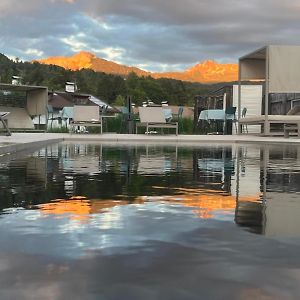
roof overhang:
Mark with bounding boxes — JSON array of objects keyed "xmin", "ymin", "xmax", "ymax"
[
  {"xmin": 239, "ymin": 46, "xmax": 267, "ymax": 61},
  {"xmin": 0, "ymin": 83, "xmax": 48, "ymax": 92}
]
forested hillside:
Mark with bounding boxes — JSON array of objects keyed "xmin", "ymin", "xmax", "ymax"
[{"xmin": 0, "ymin": 54, "xmax": 224, "ymax": 106}]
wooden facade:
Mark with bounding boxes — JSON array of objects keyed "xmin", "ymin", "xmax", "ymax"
[{"xmin": 269, "ymin": 93, "xmax": 300, "ymax": 115}]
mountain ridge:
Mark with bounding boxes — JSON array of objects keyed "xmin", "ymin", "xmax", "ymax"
[{"xmin": 36, "ymin": 51, "xmax": 238, "ymax": 83}]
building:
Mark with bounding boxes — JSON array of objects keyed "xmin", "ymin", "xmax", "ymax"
[
  {"xmin": 0, "ymin": 83, "xmax": 48, "ymax": 130},
  {"xmin": 194, "ymin": 84, "xmax": 263, "ymax": 134},
  {"xmin": 33, "ymin": 91, "xmax": 117, "ymax": 129}
]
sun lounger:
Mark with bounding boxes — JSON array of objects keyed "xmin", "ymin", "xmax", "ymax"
[
  {"xmin": 0, "ymin": 112, "xmax": 11, "ymax": 136},
  {"xmin": 239, "ymin": 115, "xmax": 300, "ymax": 136},
  {"xmin": 136, "ymin": 107, "xmax": 178, "ymax": 135},
  {"xmin": 70, "ymin": 106, "xmax": 102, "ymax": 134},
  {"xmin": 284, "ymin": 124, "xmax": 300, "ymax": 138}
]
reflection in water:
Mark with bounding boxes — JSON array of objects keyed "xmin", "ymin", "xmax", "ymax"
[
  {"xmin": 0, "ymin": 142, "xmax": 300, "ymax": 239},
  {"xmin": 38, "ymin": 197, "xmax": 141, "ymax": 222},
  {"xmin": 1, "ymin": 142, "xmax": 300, "ymax": 299}
]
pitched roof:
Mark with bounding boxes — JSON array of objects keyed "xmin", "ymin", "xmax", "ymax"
[{"xmin": 48, "ymin": 93, "xmax": 73, "ymax": 109}]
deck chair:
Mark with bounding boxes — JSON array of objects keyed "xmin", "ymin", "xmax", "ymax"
[
  {"xmin": 172, "ymin": 107, "xmax": 184, "ymax": 121},
  {"xmin": 163, "ymin": 108, "xmax": 173, "ymax": 122},
  {"xmin": 225, "ymin": 106, "xmax": 237, "ymax": 133},
  {"xmin": 70, "ymin": 105, "xmax": 102, "ymax": 134},
  {"xmin": 241, "ymin": 107, "xmax": 248, "ymax": 133},
  {"xmin": 172, "ymin": 106, "xmax": 184, "ymax": 131},
  {"xmin": 136, "ymin": 106, "xmax": 178, "ymax": 135},
  {"xmin": 284, "ymin": 106, "xmax": 300, "ymax": 137},
  {"xmin": 0, "ymin": 112, "xmax": 11, "ymax": 136}
]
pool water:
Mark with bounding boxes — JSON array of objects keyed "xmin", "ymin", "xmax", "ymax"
[{"xmin": 1, "ymin": 142, "xmax": 300, "ymax": 299}]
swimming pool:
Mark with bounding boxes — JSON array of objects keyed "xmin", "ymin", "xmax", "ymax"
[{"xmin": 1, "ymin": 142, "xmax": 300, "ymax": 299}]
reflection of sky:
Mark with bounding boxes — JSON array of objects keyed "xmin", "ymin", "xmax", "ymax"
[{"xmin": 0, "ymin": 203, "xmax": 209, "ymax": 258}]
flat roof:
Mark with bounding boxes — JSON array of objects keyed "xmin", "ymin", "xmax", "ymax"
[
  {"xmin": 0, "ymin": 83, "xmax": 48, "ymax": 92},
  {"xmin": 239, "ymin": 46, "xmax": 267, "ymax": 61},
  {"xmin": 239, "ymin": 45, "xmax": 300, "ymax": 61}
]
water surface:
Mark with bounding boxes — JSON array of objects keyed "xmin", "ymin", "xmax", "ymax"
[{"xmin": 0, "ymin": 142, "xmax": 300, "ymax": 299}]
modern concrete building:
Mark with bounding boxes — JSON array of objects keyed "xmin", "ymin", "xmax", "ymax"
[
  {"xmin": 238, "ymin": 45, "xmax": 300, "ymax": 135},
  {"xmin": 0, "ymin": 83, "xmax": 48, "ymax": 130}
]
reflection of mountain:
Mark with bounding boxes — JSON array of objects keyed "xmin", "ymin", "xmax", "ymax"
[
  {"xmin": 150, "ymin": 187, "xmax": 237, "ymax": 219},
  {"xmin": 38, "ymin": 198, "xmax": 132, "ymax": 222},
  {"xmin": 37, "ymin": 189, "xmax": 259, "ymax": 221}
]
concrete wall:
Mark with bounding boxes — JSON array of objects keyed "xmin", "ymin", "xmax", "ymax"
[
  {"xmin": 27, "ymin": 89, "xmax": 48, "ymax": 116},
  {"xmin": 0, "ymin": 106, "xmax": 34, "ymax": 129}
]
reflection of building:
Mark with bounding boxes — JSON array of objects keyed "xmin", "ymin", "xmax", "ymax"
[
  {"xmin": 193, "ymin": 145, "xmax": 263, "ymax": 230},
  {"xmin": 263, "ymin": 146, "xmax": 300, "ymax": 237},
  {"xmin": 234, "ymin": 146, "xmax": 263, "ymax": 234},
  {"xmin": 235, "ymin": 144, "xmax": 300, "ymax": 237},
  {"xmin": 0, "ymin": 151, "xmax": 48, "ymax": 210},
  {"xmin": 2, "ymin": 142, "xmax": 300, "ymax": 238},
  {"xmin": 137, "ymin": 155, "xmax": 172, "ymax": 174},
  {"xmin": 193, "ymin": 146, "xmax": 234, "ymax": 193},
  {"xmin": 264, "ymin": 192, "xmax": 300, "ymax": 237}
]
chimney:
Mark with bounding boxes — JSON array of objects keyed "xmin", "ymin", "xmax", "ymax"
[
  {"xmin": 65, "ymin": 82, "xmax": 77, "ymax": 93},
  {"xmin": 12, "ymin": 76, "xmax": 22, "ymax": 85}
]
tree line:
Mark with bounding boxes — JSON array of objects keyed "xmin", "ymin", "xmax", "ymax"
[{"xmin": 0, "ymin": 53, "xmax": 222, "ymax": 106}]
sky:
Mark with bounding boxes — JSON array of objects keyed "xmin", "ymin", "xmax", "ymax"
[{"xmin": 0, "ymin": 0, "xmax": 299, "ymax": 72}]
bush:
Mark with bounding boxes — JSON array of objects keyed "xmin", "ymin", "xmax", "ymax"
[
  {"xmin": 47, "ymin": 126, "xmax": 69, "ymax": 133},
  {"xmin": 179, "ymin": 118, "xmax": 194, "ymax": 134}
]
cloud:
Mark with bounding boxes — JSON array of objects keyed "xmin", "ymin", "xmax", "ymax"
[
  {"xmin": 1, "ymin": 0, "xmax": 300, "ymax": 71},
  {"xmin": 25, "ymin": 49, "xmax": 44, "ymax": 57}
]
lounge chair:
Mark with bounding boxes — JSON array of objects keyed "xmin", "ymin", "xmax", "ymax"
[
  {"xmin": 283, "ymin": 106, "xmax": 300, "ymax": 138},
  {"xmin": 239, "ymin": 115, "xmax": 300, "ymax": 136},
  {"xmin": 225, "ymin": 106, "xmax": 237, "ymax": 134},
  {"xmin": 70, "ymin": 105, "xmax": 102, "ymax": 134},
  {"xmin": 172, "ymin": 106, "xmax": 184, "ymax": 121},
  {"xmin": 241, "ymin": 107, "xmax": 248, "ymax": 133},
  {"xmin": 136, "ymin": 106, "xmax": 178, "ymax": 135}
]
